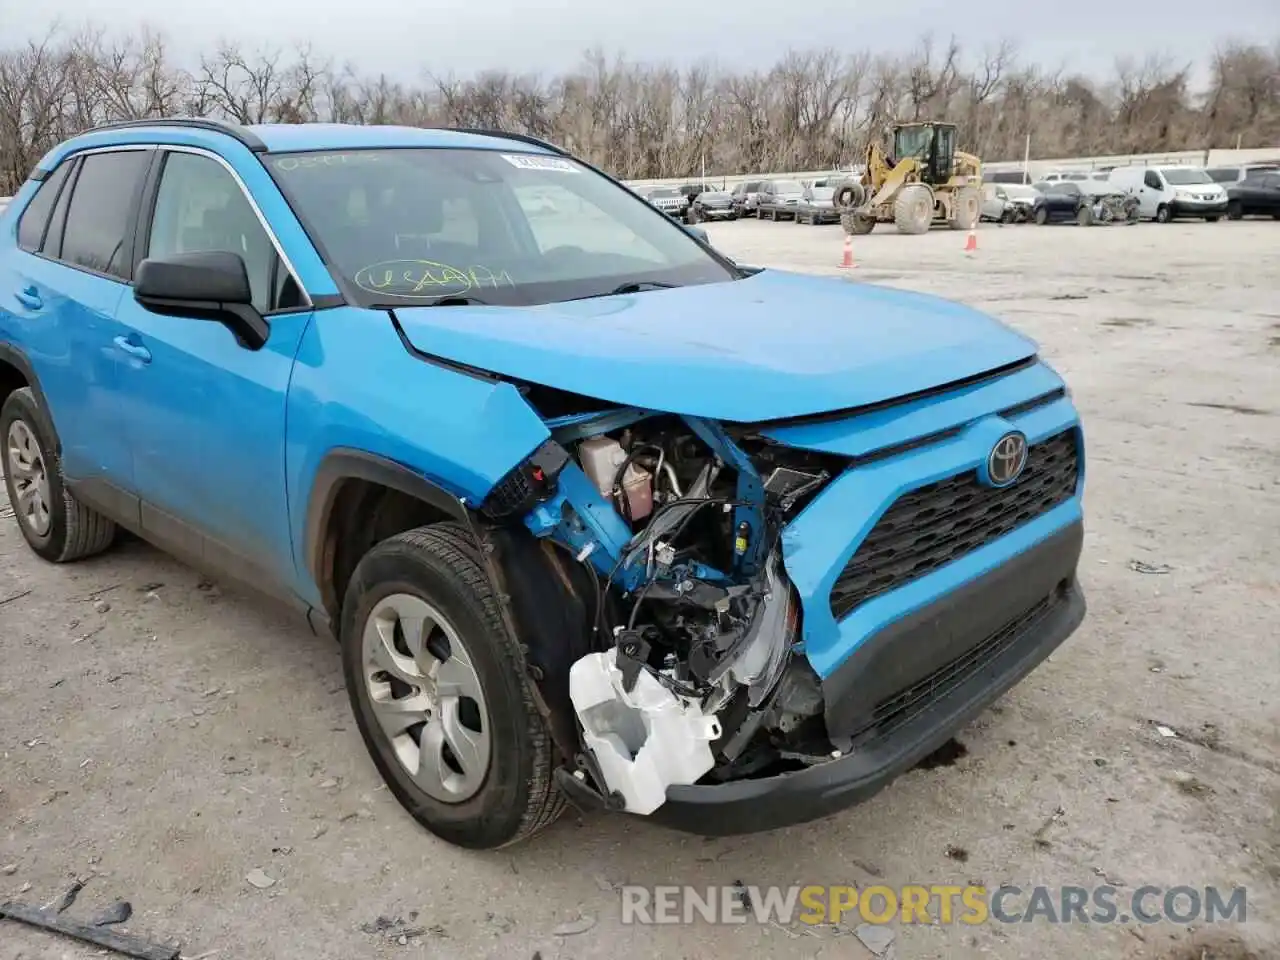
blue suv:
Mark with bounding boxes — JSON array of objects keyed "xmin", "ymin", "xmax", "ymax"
[{"xmin": 0, "ymin": 119, "xmax": 1087, "ymax": 849}]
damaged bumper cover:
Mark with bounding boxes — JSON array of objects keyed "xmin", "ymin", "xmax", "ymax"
[{"xmin": 649, "ymin": 522, "xmax": 1086, "ymax": 836}]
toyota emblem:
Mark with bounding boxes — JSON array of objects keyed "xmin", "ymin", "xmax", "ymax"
[{"xmin": 987, "ymin": 432, "xmax": 1028, "ymax": 487}]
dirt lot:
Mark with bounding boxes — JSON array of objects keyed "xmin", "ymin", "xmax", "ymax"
[{"xmin": 2, "ymin": 216, "xmax": 1278, "ymax": 960}]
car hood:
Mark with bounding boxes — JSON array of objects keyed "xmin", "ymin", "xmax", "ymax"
[{"xmin": 392, "ymin": 269, "xmax": 1038, "ymax": 422}]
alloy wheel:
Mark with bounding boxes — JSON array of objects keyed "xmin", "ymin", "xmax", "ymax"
[
  {"xmin": 361, "ymin": 592, "xmax": 491, "ymax": 803},
  {"xmin": 6, "ymin": 419, "xmax": 51, "ymax": 538}
]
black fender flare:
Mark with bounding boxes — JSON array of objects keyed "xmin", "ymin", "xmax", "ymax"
[
  {"xmin": 0, "ymin": 343, "xmax": 60, "ymax": 453},
  {"xmin": 303, "ymin": 448, "xmax": 467, "ymax": 600}
]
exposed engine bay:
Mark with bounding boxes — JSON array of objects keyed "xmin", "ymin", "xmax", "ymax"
[{"xmin": 479, "ymin": 406, "xmax": 846, "ymax": 815}]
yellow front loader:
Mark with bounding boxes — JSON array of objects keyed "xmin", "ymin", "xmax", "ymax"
[{"xmin": 830, "ymin": 122, "xmax": 982, "ymax": 235}]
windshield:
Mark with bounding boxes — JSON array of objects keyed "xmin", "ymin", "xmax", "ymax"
[
  {"xmin": 269, "ymin": 149, "xmax": 736, "ymax": 307},
  {"xmin": 894, "ymin": 126, "xmax": 934, "ymax": 159},
  {"xmin": 1160, "ymin": 168, "xmax": 1213, "ymax": 185},
  {"xmin": 774, "ymin": 180, "xmax": 804, "ymax": 193}
]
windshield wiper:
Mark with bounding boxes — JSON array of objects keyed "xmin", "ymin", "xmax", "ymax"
[{"xmin": 608, "ymin": 281, "xmax": 681, "ymax": 295}]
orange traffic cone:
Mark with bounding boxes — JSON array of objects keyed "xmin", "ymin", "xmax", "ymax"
[
  {"xmin": 838, "ymin": 235, "xmax": 856, "ymax": 269},
  {"xmin": 964, "ymin": 226, "xmax": 978, "ymax": 256}
]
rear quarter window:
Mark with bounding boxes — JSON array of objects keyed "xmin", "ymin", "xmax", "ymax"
[{"xmin": 16, "ymin": 162, "xmax": 73, "ymax": 252}]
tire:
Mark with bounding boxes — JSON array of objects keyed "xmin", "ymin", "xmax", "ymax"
[
  {"xmin": 999, "ymin": 209, "xmax": 1013, "ymax": 224},
  {"xmin": 687, "ymin": 205, "xmax": 700, "ymax": 225},
  {"xmin": 842, "ymin": 212, "xmax": 876, "ymax": 235},
  {"xmin": 1155, "ymin": 204, "xmax": 1171, "ymax": 223},
  {"xmin": 340, "ymin": 522, "xmax": 565, "ymax": 849},
  {"xmin": 1, "ymin": 387, "xmax": 117, "ymax": 563},
  {"xmin": 1034, "ymin": 206, "xmax": 1050, "ymax": 225},
  {"xmin": 1077, "ymin": 205, "xmax": 1094, "ymax": 227},
  {"xmin": 1226, "ymin": 200, "xmax": 1243, "ymax": 220},
  {"xmin": 893, "ymin": 184, "xmax": 933, "ymax": 234},
  {"xmin": 1205, "ymin": 215, "xmax": 1220, "ymax": 222},
  {"xmin": 832, "ymin": 181, "xmax": 866, "ymax": 210},
  {"xmin": 948, "ymin": 187, "xmax": 981, "ymax": 230}
]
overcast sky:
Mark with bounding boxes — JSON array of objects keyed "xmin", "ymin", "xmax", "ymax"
[{"xmin": 6, "ymin": 0, "xmax": 1278, "ymax": 86}]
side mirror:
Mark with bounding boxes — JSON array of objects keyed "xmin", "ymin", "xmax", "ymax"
[
  {"xmin": 134, "ymin": 251, "xmax": 269, "ymax": 350},
  {"xmin": 684, "ymin": 224, "xmax": 710, "ymax": 245}
]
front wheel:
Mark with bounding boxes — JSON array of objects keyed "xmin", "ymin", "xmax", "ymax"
[
  {"xmin": 1034, "ymin": 206, "xmax": 1050, "ymax": 225},
  {"xmin": 1226, "ymin": 200, "xmax": 1243, "ymax": 220},
  {"xmin": 341, "ymin": 523, "xmax": 565, "ymax": 849},
  {"xmin": 1155, "ymin": 204, "xmax": 1171, "ymax": 223},
  {"xmin": 1077, "ymin": 205, "xmax": 1094, "ymax": 227}
]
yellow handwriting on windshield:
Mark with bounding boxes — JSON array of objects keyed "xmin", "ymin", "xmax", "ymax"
[{"xmin": 353, "ymin": 259, "xmax": 515, "ymax": 298}]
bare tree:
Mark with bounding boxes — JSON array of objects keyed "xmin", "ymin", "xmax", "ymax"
[{"xmin": 3, "ymin": 22, "xmax": 1279, "ymax": 195}]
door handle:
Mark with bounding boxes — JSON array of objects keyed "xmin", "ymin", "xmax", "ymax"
[
  {"xmin": 113, "ymin": 335, "xmax": 152, "ymax": 363},
  {"xmin": 13, "ymin": 286, "xmax": 42, "ymax": 310}
]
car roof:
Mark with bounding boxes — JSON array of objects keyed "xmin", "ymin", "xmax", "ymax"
[{"xmin": 31, "ymin": 120, "xmax": 556, "ymax": 178}]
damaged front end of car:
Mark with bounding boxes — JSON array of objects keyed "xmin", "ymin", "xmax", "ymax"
[{"xmin": 467, "ymin": 402, "xmax": 843, "ymax": 818}]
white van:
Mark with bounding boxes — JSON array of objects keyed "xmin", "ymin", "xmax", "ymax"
[{"xmin": 1107, "ymin": 165, "xmax": 1228, "ymax": 222}]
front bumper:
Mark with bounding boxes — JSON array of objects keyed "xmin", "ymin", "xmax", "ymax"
[
  {"xmin": 1169, "ymin": 199, "xmax": 1228, "ymax": 217},
  {"xmin": 650, "ymin": 523, "xmax": 1086, "ymax": 836},
  {"xmin": 698, "ymin": 206, "xmax": 737, "ymax": 220}
]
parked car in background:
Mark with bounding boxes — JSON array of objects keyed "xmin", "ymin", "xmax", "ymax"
[
  {"xmin": 644, "ymin": 186, "xmax": 689, "ymax": 220},
  {"xmin": 1226, "ymin": 171, "xmax": 1280, "ymax": 220},
  {"xmin": 1205, "ymin": 162, "xmax": 1280, "ymax": 186},
  {"xmin": 730, "ymin": 180, "xmax": 765, "ymax": 217},
  {"xmin": 793, "ymin": 185, "xmax": 839, "ymax": 225},
  {"xmin": 981, "ymin": 183, "xmax": 1041, "ymax": 223},
  {"xmin": 755, "ymin": 179, "xmax": 807, "ymax": 220},
  {"xmin": 1107, "ymin": 166, "xmax": 1227, "ymax": 222},
  {"xmin": 1032, "ymin": 181, "xmax": 1138, "ymax": 226},
  {"xmin": 686, "ymin": 187, "xmax": 737, "ymax": 223}
]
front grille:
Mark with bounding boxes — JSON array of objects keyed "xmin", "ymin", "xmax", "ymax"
[
  {"xmin": 829, "ymin": 429, "xmax": 1079, "ymax": 620},
  {"xmin": 848, "ymin": 592, "xmax": 1062, "ymax": 744}
]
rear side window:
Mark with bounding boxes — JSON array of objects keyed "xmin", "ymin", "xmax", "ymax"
[
  {"xmin": 16, "ymin": 162, "xmax": 72, "ymax": 252},
  {"xmin": 60, "ymin": 150, "xmax": 150, "ymax": 280}
]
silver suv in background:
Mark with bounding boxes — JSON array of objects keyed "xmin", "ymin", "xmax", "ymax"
[
  {"xmin": 644, "ymin": 186, "xmax": 689, "ymax": 220},
  {"xmin": 1205, "ymin": 163, "xmax": 1280, "ymax": 186}
]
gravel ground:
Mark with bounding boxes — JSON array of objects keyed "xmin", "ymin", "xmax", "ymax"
[{"xmin": 2, "ymin": 216, "xmax": 1278, "ymax": 960}]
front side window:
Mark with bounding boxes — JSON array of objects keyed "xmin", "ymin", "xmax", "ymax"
[
  {"xmin": 268, "ymin": 148, "xmax": 736, "ymax": 307},
  {"xmin": 17, "ymin": 161, "xmax": 72, "ymax": 252},
  {"xmin": 60, "ymin": 150, "xmax": 150, "ymax": 279},
  {"xmin": 146, "ymin": 151, "xmax": 299, "ymax": 314}
]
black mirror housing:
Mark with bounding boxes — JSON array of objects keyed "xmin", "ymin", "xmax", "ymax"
[{"xmin": 134, "ymin": 251, "xmax": 269, "ymax": 350}]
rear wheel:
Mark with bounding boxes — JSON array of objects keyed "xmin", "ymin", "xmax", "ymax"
[
  {"xmin": 341, "ymin": 523, "xmax": 564, "ymax": 849},
  {"xmin": 1, "ymin": 387, "xmax": 117, "ymax": 563}
]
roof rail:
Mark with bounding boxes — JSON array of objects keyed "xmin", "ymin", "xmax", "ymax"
[
  {"xmin": 85, "ymin": 117, "xmax": 268, "ymax": 153},
  {"xmin": 449, "ymin": 128, "xmax": 570, "ymax": 157}
]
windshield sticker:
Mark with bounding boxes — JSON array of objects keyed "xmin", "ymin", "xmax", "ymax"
[
  {"xmin": 272, "ymin": 153, "xmax": 381, "ymax": 171},
  {"xmin": 353, "ymin": 259, "xmax": 515, "ymax": 298},
  {"xmin": 501, "ymin": 154, "xmax": 578, "ymax": 173}
]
